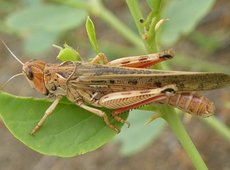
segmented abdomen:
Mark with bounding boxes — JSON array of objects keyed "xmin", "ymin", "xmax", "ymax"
[{"xmin": 158, "ymin": 93, "xmax": 215, "ymax": 117}]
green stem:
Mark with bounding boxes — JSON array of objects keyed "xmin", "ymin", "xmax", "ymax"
[
  {"xmin": 126, "ymin": 0, "xmax": 144, "ymax": 35},
  {"xmin": 126, "ymin": 0, "xmax": 156, "ymax": 52},
  {"xmin": 146, "ymin": 0, "xmax": 162, "ymax": 51},
  {"xmin": 161, "ymin": 107, "xmax": 208, "ymax": 170},
  {"xmin": 126, "ymin": 0, "xmax": 158, "ymax": 52},
  {"xmin": 127, "ymin": 0, "xmax": 208, "ymax": 169}
]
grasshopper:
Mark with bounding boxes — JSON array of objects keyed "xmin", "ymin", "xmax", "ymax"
[{"xmin": 1, "ymin": 41, "xmax": 230, "ymax": 135}]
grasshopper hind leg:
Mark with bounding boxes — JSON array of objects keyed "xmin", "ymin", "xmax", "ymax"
[{"xmin": 99, "ymin": 85, "xmax": 177, "ymax": 127}]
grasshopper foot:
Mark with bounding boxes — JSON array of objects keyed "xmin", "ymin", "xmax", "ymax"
[
  {"xmin": 103, "ymin": 114, "xmax": 120, "ymax": 133},
  {"xmin": 113, "ymin": 115, "xmax": 130, "ymax": 128},
  {"xmin": 145, "ymin": 112, "xmax": 161, "ymax": 125},
  {"xmin": 30, "ymin": 124, "xmax": 42, "ymax": 136}
]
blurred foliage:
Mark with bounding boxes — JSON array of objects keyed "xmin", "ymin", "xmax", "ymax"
[
  {"xmin": 189, "ymin": 31, "xmax": 221, "ymax": 53},
  {"xmin": 3, "ymin": 3, "xmax": 87, "ymax": 55},
  {"xmin": 160, "ymin": 0, "xmax": 215, "ymax": 46},
  {"xmin": 0, "ymin": 0, "xmax": 216, "ymax": 55}
]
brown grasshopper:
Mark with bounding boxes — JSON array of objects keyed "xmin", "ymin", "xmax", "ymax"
[{"xmin": 1, "ymin": 41, "xmax": 230, "ymax": 135}]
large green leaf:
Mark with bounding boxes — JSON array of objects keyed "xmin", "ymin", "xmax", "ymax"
[
  {"xmin": 5, "ymin": 5, "xmax": 87, "ymax": 32},
  {"xmin": 0, "ymin": 92, "xmax": 127, "ymax": 157},
  {"xmin": 160, "ymin": 0, "xmax": 215, "ymax": 46}
]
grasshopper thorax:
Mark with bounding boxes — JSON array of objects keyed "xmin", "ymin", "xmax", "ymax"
[{"xmin": 22, "ymin": 60, "xmax": 49, "ymax": 95}]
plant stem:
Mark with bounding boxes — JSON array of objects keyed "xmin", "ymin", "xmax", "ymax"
[
  {"xmin": 127, "ymin": 0, "xmax": 208, "ymax": 169},
  {"xmin": 161, "ymin": 106, "xmax": 208, "ymax": 170},
  {"xmin": 126, "ymin": 0, "xmax": 144, "ymax": 35},
  {"xmin": 126, "ymin": 0, "xmax": 156, "ymax": 52}
]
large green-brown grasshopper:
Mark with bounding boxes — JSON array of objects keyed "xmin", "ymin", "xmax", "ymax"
[{"xmin": 1, "ymin": 42, "xmax": 230, "ymax": 135}]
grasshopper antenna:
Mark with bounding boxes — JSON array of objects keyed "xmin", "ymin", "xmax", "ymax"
[
  {"xmin": 0, "ymin": 73, "xmax": 24, "ymax": 90},
  {"xmin": 0, "ymin": 40, "xmax": 24, "ymax": 90},
  {"xmin": 1, "ymin": 40, "xmax": 24, "ymax": 65}
]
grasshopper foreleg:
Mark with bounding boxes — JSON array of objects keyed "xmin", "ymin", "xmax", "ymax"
[{"xmin": 31, "ymin": 96, "xmax": 62, "ymax": 135}]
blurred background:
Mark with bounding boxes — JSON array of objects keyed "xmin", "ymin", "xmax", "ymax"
[{"xmin": 0, "ymin": 0, "xmax": 230, "ymax": 169}]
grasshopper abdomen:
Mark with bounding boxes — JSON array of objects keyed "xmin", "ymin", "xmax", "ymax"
[{"xmin": 158, "ymin": 93, "xmax": 215, "ymax": 117}]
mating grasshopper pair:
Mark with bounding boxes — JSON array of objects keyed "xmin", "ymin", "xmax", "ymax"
[{"xmin": 1, "ymin": 42, "xmax": 230, "ymax": 135}]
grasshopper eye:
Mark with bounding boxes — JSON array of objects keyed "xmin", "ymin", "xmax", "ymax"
[{"xmin": 26, "ymin": 68, "xmax": 34, "ymax": 80}]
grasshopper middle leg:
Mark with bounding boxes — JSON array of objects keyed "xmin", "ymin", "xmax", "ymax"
[{"xmin": 73, "ymin": 99, "xmax": 120, "ymax": 133}]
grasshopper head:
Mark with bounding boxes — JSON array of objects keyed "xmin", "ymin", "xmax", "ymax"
[{"xmin": 23, "ymin": 60, "xmax": 49, "ymax": 95}]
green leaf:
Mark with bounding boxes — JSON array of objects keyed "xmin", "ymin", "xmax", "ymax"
[
  {"xmin": 85, "ymin": 16, "xmax": 99, "ymax": 53},
  {"xmin": 5, "ymin": 4, "xmax": 87, "ymax": 32},
  {"xmin": 56, "ymin": 43, "xmax": 81, "ymax": 61},
  {"xmin": 116, "ymin": 109, "xmax": 166, "ymax": 155},
  {"xmin": 160, "ymin": 0, "xmax": 215, "ymax": 46},
  {"xmin": 0, "ymin": 92, "xmax": 127, "ymax": 157}
]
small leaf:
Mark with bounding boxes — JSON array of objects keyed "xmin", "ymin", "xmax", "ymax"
[
  {"xmin": 85, "ymin": 16, "xmax": 99, "ymax": 53},
  {"xmin": 0, "ymin": 92, "xmax": 127, "ymax": 157},
  {"xmin": 56, "ymin": 43, "xmax": 81, "ymax": 61}
]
